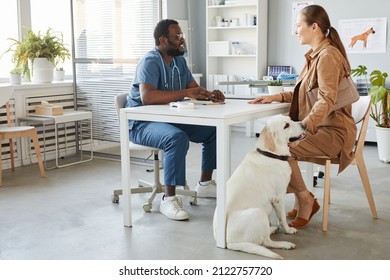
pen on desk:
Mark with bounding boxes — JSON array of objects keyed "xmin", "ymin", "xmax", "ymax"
[{"xmin": 202, "ymin": 102, "xmax": 225, "ymax": 105}]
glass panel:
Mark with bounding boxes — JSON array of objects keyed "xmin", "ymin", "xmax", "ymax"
[
  {"xmin": 31, "ymin": 0, "xmax": 73, "ymax": 76},
  {"xmin": 72, "ymin": 0, "xmax": 160, "ymax": 142},
  {"xmin": 0, "ymin": 2, "xmax": 19, "ymax": 80}
]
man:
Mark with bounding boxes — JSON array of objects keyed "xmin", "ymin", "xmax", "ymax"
[{"xmin": 126, "ymin": 19, "xmax": 225, "ymax": 221}]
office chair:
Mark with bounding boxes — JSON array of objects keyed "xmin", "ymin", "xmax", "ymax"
[
  {"xmin": 112, "ymin": 93, "xmax": 197, "ymax": 212},
  {"xmin": 301, "ymin": 96, "xmax": 378, "ymax": 231},
  {"xmin": 0, "ymin": 101, "xmax": 45, "ymax": 186}
]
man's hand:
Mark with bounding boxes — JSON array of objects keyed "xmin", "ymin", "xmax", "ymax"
[
  {"xmin": 211, "ymin": 90, "xmax": 225, "ymax": 103},
  {"xmin": 188, "ymin": 87, "xmax": 213, "ymax": 100}
]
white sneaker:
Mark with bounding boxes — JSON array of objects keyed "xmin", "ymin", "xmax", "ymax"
[
  {"xmin": 195, "ymin": 180, "xmax": 216, "ymax": 198},
  {"xmin": 159, "ymin": 195, "xmax": 189, "ymax": 221}
]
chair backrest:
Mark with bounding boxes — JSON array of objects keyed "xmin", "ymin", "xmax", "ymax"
[
  {"xmin": 352, "ymin": 96, "xmax": 372, "ymax": 155},
  {"xmin": 5, "ymin": 102, "xmax": 13, "ymax": 127},
  {"xmin": 114, "ymin": 92, "xmax": 159, "ymax": 152},
  {"xmin": 114, "ymin": 93, "xmax": 129, "ymax": 121},
  {"xmin": 352, "ymin": 96, "xmax": 371, "ymax": 124}
]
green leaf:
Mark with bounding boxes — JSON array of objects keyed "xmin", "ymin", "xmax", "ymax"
[
  {"xmin": 369, "ymin": 70, "xmax": 387, "ymax": 87},
  {"xmin": 369, "ymin": 85, "xmax": 387, "ymax": 104},
  {"xmin": 351, "ymin": 65, "xmax": 367, "ymax": 77}
]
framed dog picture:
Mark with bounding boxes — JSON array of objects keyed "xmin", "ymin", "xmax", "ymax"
[{"xmin": 338, "ymin": 17, "xmax": 387, "ymax": 54}]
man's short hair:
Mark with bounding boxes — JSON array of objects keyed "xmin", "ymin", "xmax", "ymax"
[{"xmin": 154, "ymin": 19, "xmax": 179, "ymax": 46}]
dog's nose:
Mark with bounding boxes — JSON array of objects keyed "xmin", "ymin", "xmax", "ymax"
[{"xmin": 301, "ymin": 123, "xmax": 307, "ymax": 130}]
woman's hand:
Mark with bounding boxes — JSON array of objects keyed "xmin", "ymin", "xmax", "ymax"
[{"xmin": 248, "ymin": 95, "xmax": 277, "ymax": 104}]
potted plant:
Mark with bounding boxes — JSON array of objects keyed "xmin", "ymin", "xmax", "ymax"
[
  {"xmin": 352, "ymin": 65, "xmax": 390, "ymax": 163},
  {"xmin": 3, "ymin": 27, "xmax": 70, "ymax": 83},
  {"xmin": 267, "ymin": 80, "xmax": 284, "ymax": 94},
  {"xmin": 9, "ymin": 66, "xmax": 22, "ymax": 85}
]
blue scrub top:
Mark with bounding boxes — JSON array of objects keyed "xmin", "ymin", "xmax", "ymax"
[{"xmin": 126, "ymin": 48, "xmax": 194, "ymax": 109}]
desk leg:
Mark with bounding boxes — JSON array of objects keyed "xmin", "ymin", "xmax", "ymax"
[
  {"xmin": 215, "ymin": 121, "xmax": 230, "ymax": 248},
  {"xmin": 245, "ymin": 120, "xmax": 254, "ymax": 137},
  {"xmin": 120, "ymin": 110, "xmax": 132, "ymax": 227}
]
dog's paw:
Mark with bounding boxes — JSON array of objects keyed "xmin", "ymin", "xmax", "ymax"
[
  {"xmin": 285, "ymin": 226, "xmax": 298, "ymax": 235},
  {"xmin": 283, "ymin": 241, "xmax": 296, "ymax": 250},
  {"xmin": 279, "ymin": 224, "xmax": 297, "ymax": 234}
]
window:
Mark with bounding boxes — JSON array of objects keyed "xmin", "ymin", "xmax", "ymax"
[
  {"xmin": 0, "ymin": 2, "xmax": 19, "ymax": 80},
  {"xmin": 72, "ymin": 0, "xmax": 161, "ymax": 142},
  {"xmin": 0, "ymin": 0, "xmax": 72, "ymax": 81},
  {"xmin": 31, "ymin": 0, "xmax": 73, "ymax": 75}
]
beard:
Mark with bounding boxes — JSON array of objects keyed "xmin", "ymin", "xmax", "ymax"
[{"xmin": 166, "ymin": 41, "xmax": 186, "ymax": 57}]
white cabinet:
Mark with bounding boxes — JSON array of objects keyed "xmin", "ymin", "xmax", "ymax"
[{"xmin": 206, "ymin": 0, "xmax": 268, "ymax": 98}]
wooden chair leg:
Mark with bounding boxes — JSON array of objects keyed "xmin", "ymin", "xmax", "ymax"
[
  {"xmin": 322, "ymin": 159, "xmax": 331, "ymax": 232},
  {"xmin": 31, "ymin": 131, "xmax": 45, "ymax": 178},
  {"xmin": 355, "ymin": 153, "xmax": 378, "ymax": 219},
  {"xmin": 8, "ymin": 139, "xmax": 15, "ymax": 172}
]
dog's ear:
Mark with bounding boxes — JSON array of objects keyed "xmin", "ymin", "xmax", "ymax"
[{"xmin": 263, "ymin": 126, "xmax": 276, "ymax": 152}]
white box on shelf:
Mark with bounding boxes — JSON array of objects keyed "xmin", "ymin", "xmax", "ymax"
[{"xmin": 208, "ymin": 41, "xmax": 230, "ymax": 56}]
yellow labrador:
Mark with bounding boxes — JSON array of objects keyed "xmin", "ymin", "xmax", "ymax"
[{"xmin": 213, "ymin": 115, "xmax": 306, "ymax": 259}]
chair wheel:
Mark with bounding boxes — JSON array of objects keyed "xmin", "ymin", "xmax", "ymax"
[
  {"xmin": 318, "ymin": 171, "xmax": 325, "ymax": 179},
  {"xmin": 313, "ymin": 177, "xmax": 318, "ymax": 187},
  {"xmin": 143, "ymin": 203, "xmax": 152, "ymax": 212},
  {"xmin": 112, "ymin": 195, "xmax": 119, "ymax": 203},
  {"xmin": 190, "ymin": 196, "xmax": 197, "ymax": 205}
]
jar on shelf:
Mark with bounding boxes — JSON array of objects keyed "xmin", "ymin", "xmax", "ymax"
[{"xmin": 231, "ymin": 42, "xmax": 240, "ymax": 55}]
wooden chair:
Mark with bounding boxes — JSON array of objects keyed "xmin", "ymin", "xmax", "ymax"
[
  {"xmin": 301, "ymin": 96, "xmax": 378, "ymax": 231},
  {"xmin": 112, "ymin": 93, "xmax": 197, "ymax": 211},
  {"xmin": 0, "ymin": 102, "xmax": 45, "ymax": 186}
]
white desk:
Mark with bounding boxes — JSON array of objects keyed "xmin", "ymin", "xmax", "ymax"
[
  {"xmin": 19, "ymin": 111, "xmax": 93, "ymax": 169},
  {"xmin": 119, "ymin": 99, "xmax": 290, "ymax": 248}
]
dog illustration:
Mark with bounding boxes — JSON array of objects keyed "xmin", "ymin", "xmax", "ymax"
[
  {"xmin": 349, "ymin": 27, "xmax": 375, "ymax": 48},
  {"xmin": 213, "ymin": 115, "xmax": 307, "ymax": 259}
]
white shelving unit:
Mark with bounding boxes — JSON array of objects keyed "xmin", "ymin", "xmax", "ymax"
[{"xmin": 206, "ymin": 0, "xmax": 268, "ymax": 98}]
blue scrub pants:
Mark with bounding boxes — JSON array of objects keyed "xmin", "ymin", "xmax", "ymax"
[{"xmin": 129, "ymin": 121, "xmax": 217, "ymax": 186}]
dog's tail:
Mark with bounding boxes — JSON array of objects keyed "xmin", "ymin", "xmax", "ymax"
[{"xmin": 227, "ymin": 242, "xmax": 283, "ymax": 259}]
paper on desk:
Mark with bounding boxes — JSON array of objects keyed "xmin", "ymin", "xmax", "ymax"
[{"xmin": 186, "ymin": 99, "xmax": 225, "ymax": 105}]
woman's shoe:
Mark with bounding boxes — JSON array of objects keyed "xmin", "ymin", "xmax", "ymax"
[
  {"xmin": 287, "ymin": 209, "xmax": 297, "ymax": 219},
  {"xmin": 288, "ymin": 198, "xmax": 320, "ymax": 229},
  {"xmin": 286, "ymin": 192, "xmax": 315, "ymax": 219}
]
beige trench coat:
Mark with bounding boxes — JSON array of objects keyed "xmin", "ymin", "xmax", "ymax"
[{"xmin": 281, "ymin": 39, "xmax": 357, "ymax": 177}]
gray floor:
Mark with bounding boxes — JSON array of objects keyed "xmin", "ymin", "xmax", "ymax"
[{"xmin": 0, "ymin": 132, "xmax": 389, "ymax": 260}]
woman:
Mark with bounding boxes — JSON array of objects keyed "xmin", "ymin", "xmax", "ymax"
[{"xmin": 249, "ymin": 5, "xmax": 357, "ymax": 228}]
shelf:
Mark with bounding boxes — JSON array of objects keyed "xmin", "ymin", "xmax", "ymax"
[{"xmin": 206, "ymin": 0, "xmax": 268, "ymax": 93}]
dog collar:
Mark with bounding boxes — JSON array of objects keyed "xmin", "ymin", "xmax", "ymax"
[{"xmin": 256, "ymin": 148, "xmax": 289, "ymax": 161}]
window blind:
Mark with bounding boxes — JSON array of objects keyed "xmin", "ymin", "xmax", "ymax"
[{"xmin": 72, "ymin": 0, "xmax": 160, "ymax": 143}]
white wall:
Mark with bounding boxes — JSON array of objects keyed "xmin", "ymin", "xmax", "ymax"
[
  {"xmin": 166, "ymin": 0, "xmax": 187, "ymax": 19},
  {"xmin": 179, "ymin": 0, "xmax": 390, "ymax": 86},
  {"xmin": 268, "ymin": 0, "xmax": 390, "ymax": 75}
]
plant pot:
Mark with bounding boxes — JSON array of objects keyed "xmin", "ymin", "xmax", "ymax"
[
  {"xmin": 267, "ymin": 86, "xmax": 283, "ymax": 94},
  {"xmin": 9, "ymin": 73, "xmax": 22, "ymax": 85},
  {"xmin": 30, "ymin": 58, "xmax": 55, "ymax": 83},
  {"xmin": 375, "ymin": 126, "xmax": 390, "ymax": 163},
  {"xmin": 54, "ymin": 70, "xmax": 65, "ymax": 81}
]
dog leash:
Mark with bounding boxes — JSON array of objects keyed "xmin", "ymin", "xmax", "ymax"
[{"xmin": 256, "ymin": 148, "xmax": 289, "ymax": 161}]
